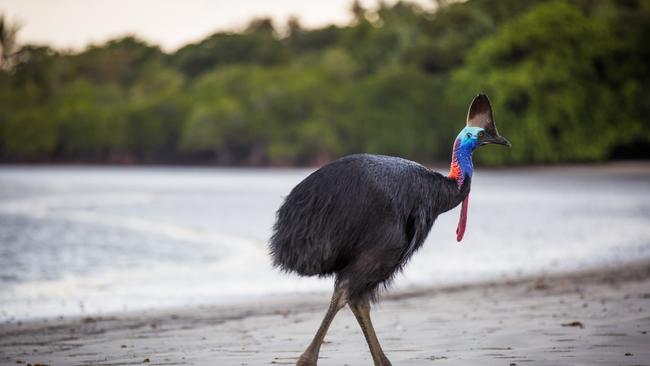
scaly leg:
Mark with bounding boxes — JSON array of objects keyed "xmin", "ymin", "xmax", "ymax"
[
  {"xmin": 349, "ymin": 296, "xmax": 392, "ymax": 366},
  {"xmin": 296, "ymin": 283, "xmax": 348, "ymax": 366}
]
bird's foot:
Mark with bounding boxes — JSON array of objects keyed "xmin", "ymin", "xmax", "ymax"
[{"xmin": 295, "ymin": 353, "xmax": 318, "ymax": 366}]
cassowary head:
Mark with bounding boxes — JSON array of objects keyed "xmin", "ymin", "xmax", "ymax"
[
  {"xmin": 457, "ymin": 93, "xmax": 511, "ymax": 149},
  {"xmin": 451, "ymin": 93, "xmax": 511, "ymax": 242}
]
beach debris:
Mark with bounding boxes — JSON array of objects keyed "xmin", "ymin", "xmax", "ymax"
[
  {"xmin": 625, "ymin": 352, "xmax": 633, "ymax": 356},
  {"xmin": 426, "ymin": 355, "xmax": 448, "ymax": 361},
  {"xmin": 142, "ymin": 358, "xmax": 150, "ymax": 363},
  {"xmin": 533, "ymin": 279, "xmax": 549, "ymax": 290},
  {"xmin": 561, "ymin": 321, "xmax": 584, "ymax": 329},
  {"xmin": 120, "ymin": 344, "xmax": 127, "ymax": 348}
]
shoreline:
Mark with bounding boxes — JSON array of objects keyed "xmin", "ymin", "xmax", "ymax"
[{"xmin": 2, "ymin": 260, "xmax": 649, "ymax": 365}]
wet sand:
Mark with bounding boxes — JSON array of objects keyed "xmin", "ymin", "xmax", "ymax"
[{"xmin": 1, "ymin": 261, "xmax": 649, "ymax": 366}]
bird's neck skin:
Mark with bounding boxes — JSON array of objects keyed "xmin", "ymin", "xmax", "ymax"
[{"xmin": 448, "ymin": 138, "xmax": 474, "ymax": 189}]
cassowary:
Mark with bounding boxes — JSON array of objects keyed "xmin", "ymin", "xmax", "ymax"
[{"xmin": 270, "ymin": 94, "xmax": 510, "ymax": 366}]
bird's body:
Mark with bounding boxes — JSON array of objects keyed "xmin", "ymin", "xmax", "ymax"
[
  {"xmin": 270, "ymin": 154, "xmax": 470, "ymax": 301},
  {"xmin": 269, "ymin": 94, "xmax": 510, "ymax": 366}
]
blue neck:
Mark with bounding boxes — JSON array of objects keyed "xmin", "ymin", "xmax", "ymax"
[
  {"xmin": 449, "ymin": 138, "xmax": 474, "ymax": 188},
  {"xmin": 449, "ymin": 126, "xmax": 482, "ymax": 188},
  {"xmin": 455, "ymin": 141, "xmax": 474, "ymax": 177}
]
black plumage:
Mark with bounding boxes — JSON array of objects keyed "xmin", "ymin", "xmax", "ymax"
[{"xmin": 270, "ymin": 154, "xmax": 469, "ymax": 302}]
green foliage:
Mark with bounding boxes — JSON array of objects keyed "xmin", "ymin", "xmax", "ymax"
[
  {"xmin": 170, "ymin": 19, "xmax": 288, "ymax": 79},
  {"xmin": 54, "ymin": 80, "xmax": 127, "ymax": 159},
  {"xmin": 1, "ymin": 0, "xmax": 648, "ymax": 165},
  {"xmin": 72, "ymin": 37, "xmax": 164, "ymax": 85},
  {"xmin": 451, "ymin": 0, "xmax": 650, "ymax": 164},
  {"xmin": 126, "ymin": 62, "xmax": 186, "ymax": 161}
]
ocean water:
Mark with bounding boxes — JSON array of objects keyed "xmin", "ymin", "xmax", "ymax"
[{"xmin": 1, "ymin": 164, "xmax": 649, "ymax": 321}]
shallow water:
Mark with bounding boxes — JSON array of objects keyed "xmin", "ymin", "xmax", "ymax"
[{"xmin": 1, "ymin": 164, "xmax": 649, "ymax": 320}]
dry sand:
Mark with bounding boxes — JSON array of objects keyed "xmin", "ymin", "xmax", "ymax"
[{"xmin": 1, "ymin": 261, "xmax": 649, "ymax": 366}]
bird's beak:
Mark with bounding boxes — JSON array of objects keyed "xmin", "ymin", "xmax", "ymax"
[{"xmin": 478, "ymin": 133, "xmax": 511, "ymax": 148}]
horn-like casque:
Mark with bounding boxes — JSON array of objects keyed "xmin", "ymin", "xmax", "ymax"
[
  {"xmin": 466, "ymin": 93, "xmax": 511, "ymax": 147},
  {"xmin": 466, "ymin": 93, "xmax": 498, "ymax": 136}
]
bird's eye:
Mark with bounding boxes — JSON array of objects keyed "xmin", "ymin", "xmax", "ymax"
[
  {"xmin": 466, "ymin": 133, "xmax": 472, "ymax": 139},
  {"xmin": 478, "ymin": 131, "xmax": 485, "ymax": 138}
]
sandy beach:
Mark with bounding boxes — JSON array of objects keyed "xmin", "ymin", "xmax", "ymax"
[{"xmin": 1, "ymin": 261, "xmax": 649, "ymax": 366}]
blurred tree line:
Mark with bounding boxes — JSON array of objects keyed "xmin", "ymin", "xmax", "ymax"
[{"xmin": 0, "ymin": 0, "xmax": 648, "ymax": 166}]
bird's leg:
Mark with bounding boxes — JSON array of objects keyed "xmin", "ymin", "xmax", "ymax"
[
  {"xmin": 349, "ymin": 296, "xmax": 392, "ymax": 366},
  {"xmin": 296, "ymin": 283, "xmax": 348, "ymax": 366}
]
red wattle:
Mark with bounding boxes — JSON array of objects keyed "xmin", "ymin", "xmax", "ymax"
[{"xmin": 456, "ymin": 196, "xmax": 469, "ymax": 242}]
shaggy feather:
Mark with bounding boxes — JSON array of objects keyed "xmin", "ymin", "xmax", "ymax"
[{"xmin": 270, "ymin": 154, "xmax": 470, "ymax": 302}]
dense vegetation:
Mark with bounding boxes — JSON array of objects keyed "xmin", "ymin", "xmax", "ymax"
[{"xmin": 1, "ymin": 0, "xmax": 648, "ymax": 166}]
